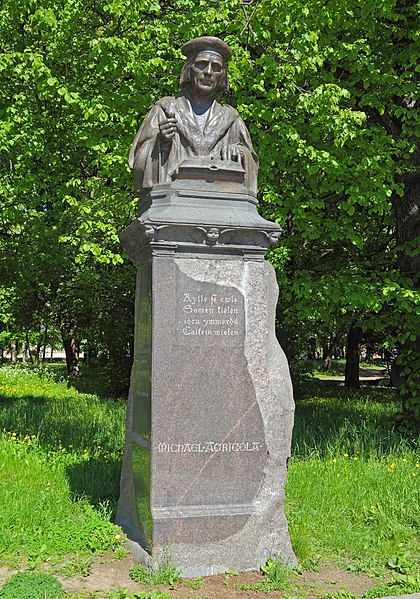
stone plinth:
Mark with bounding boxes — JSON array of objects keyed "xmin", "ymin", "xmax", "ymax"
[{"xmin": 117, "ymin": 183, "xmax": 296, "ymax": 576}]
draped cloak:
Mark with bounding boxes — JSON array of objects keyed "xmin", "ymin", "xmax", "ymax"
[{"xmin": 128, "ymin": 91, "xmax": 259, "ymax": 194}]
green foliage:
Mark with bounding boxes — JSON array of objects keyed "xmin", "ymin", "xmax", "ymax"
[
  {"xmin": 58, "ymin": 553, "xmax": 93, "ymax": 577},
  {"xmin": 131, "ymin": 591, "xmax": 175, "ymax": 599},
  {"xmin": 234, "ymin": 557, "xmax": 292, "ymax": 591},
  {"xmin": 260, "ymin": 557, "xmax": 292, "ymax": 590},
  {"xmin": 0, "ymin": 0, "xmax": 418, "ymax": 424},
  {"xmin": 0, "ymin": 572, "xmax": 64, "ymax": 599},
  {"xmin": 129, "ymin": 563, "xmax": 180, "ymax": 587},
  {"xmin": 182, "ymin": 577, "xmax": 202, "ymax": 590},
  {"xmin": 364, "ymin": 573, "xmax": 420, "ymax": 597},
  {"xmin": 241, "ymin": 0, "xmax": 419, "ymax": 428},
  {"xmin": 324, "ymin": 593, "xmax": 358, "ymax": 599},
  {"xmin": 386, "ymin": 552, "xmax": 417, "ymax": 575}
]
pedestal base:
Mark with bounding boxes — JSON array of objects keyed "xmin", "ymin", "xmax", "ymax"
[{"xmin": 116, "ymin": 253, "xmax": 296, "ymax": 576}]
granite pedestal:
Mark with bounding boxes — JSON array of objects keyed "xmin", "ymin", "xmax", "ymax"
[{"xmin": 117, "ymin": 177, "xmax": 296, "ymax": 576}]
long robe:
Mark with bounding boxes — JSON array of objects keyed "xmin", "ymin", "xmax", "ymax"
[{"xmin": 129, "ymin": 91, "xmax": 259, "ymax": 193}]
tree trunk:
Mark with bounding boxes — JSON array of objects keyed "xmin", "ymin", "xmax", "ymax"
[
  {"xmin": 84, "ymin": 344, "xmax": 98, "ymax": 365},
  {"xmin": 35, "ymin": 342, "xmax": 41, "ymax": 365},
  {"xmin": 59, "ymin": 319, "xmax": 80, "ymax": 376},
  {"xmin": 10, "ymin": 340, "xmax": 18, "ymax": 364},
  {"xmin": 321, "ymin": 328, "xmax": 346, "ymax": 371},
  {"xmin": 42, "ymin": 325, "xmax": 48, "ymax": 363},
  {"xmin": 307, "ymin": 338, "xmax": 316, "ymax": 360},
  {"xmin": 25, "ymin": 331, "xmax": 34, "ymax": 364},
  {"xmin": 365, "ymin": 343, "xmax": 374, "ymax": 363},
  {"xmin": 0, "ymin": 347, "xmax": 3, "ymax": 364},
  {"xmin": 391, "ymin": 140, "xmax": 420, "ymax": 433},
  {"xmin": 345, "ymin": 325, "xmax": 362, "ymax": 389}
]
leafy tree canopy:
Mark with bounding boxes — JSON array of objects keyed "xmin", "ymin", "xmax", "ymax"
[{"xmin": 0, "ymin": 0, "xmax": 418, "ymax": 426}]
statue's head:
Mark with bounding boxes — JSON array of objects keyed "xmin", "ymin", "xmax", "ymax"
[{"xmin": 180, "ymin": 36, "xmax": 231, "ymax": 96}]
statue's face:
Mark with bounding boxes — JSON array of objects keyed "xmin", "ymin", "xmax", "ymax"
[{"xmin": 190, "ymin": 51, "xmax": 225, "ymax": 97}]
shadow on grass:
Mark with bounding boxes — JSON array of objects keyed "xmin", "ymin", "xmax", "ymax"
[
  {"xmin": 1, "ymin": 375, "xmax": 408, "ymax": 512},
  {"xmin": 0, "ymin": 391, "xmax": 126, "ymax": 452},
  {"xmin": 31, "ymin": 363, "xmax": 123, "ymax": 399},
  {"xmin": 292, "ymin": 380, "xmax": 406, "ymax": 458},
  {"xmin": 65, "ymin": 365, "xmax": 130, "ymax": 399},
  {"xmin": 65, "ymin": 456, "xmax": 122, "ymax": 517},
  {"xmin": 296, "ymin": 379, "xmax": 397, "ymax": 402},
  {"xmin": 6, "ymin": 362, "xmax": 130, "ymax": 399}
]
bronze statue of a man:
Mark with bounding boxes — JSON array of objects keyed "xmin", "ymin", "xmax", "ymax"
[{"xmin": 129, "ymin": 36, "xmax": 258, "ymax": 193}]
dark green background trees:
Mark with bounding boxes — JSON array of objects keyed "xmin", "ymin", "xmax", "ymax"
[{"xmin": 0, "ymin": 0, "xmax": 418, "ymax": 428}]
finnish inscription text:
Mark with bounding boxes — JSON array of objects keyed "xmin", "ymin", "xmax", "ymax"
[{"xmin": 180, "ymin": 291, "xmax": 242, "ymax": 338}]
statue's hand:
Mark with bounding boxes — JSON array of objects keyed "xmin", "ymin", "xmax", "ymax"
[
  {"xmin": 159, "ymin": 111, "xmax": 177, "ymax": 145},
  {"xmin": 221, "ymin": 144, "xmax": 246, "ymax": 168}
]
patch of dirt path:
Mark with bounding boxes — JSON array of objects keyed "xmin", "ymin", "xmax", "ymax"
[
  {"xmin": 56, "ymin": 555, "xmax": 378, "ymax": 598},
  {"xmin": 57, "ymin": 555, "xmax": 140, "ymax": 595},
  {"xmin": 0, "ymin": 566, "xmax": 17, "ymax": 588}
]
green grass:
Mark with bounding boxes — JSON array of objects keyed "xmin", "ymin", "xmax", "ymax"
[
  {"xmin": 0, "ymin": 363, "xmax": 418, "ymax": 589},
  {"xmin": 0, "ymin": 364, "xmax": 126, "ymax": 566},
  {"xmin": 287, "ymin": 384, "xmax": 419, "ymax": 570},
  {"xmin": 0, "ymin": 433, "xmax": 118, "ymax": 562},
  {"xmin": 234, "ymin": 557, "xmax": 292, "ymax": 591},
  {"xmin": 64, "ymin": 591, "xmax": 174, "ymax": 599},
  {"xmin": 129, "ymin": 563, "xmax": 181, "ymax": 586},
  {"xmin": 292, "ymin": 383, "xmax": 411, "ymax": 457},
  {"xmin": 287, "ymin": 453, "xmax": 419, "ymax": 564}
]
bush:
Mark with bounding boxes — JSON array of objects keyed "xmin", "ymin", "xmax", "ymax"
[{"xmin": 0, "ymin": 572, "xmax": 64, "ymax": 599}]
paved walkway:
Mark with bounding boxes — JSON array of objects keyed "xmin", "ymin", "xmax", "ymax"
[{"xmin": 312, "ymin": 368, "xmax": 389, "ymax": 384}]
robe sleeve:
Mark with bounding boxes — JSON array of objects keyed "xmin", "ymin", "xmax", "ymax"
[
  {"xmin": 129, "ymin": 104, "xmax": 172, "ymax": 192},
  {"xmin": 231, "ymin": 116, "xmax": 259, "ymax": 194}
]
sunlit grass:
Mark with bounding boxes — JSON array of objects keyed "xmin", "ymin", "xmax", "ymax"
[{"xmin": 287, "ymin": 452, "xmax": 419, "ymax": 564}]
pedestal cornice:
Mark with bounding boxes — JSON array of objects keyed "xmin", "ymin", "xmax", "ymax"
[{"xmin": 119, "ymin": 185, "xmax": 281, "ymax": 266}]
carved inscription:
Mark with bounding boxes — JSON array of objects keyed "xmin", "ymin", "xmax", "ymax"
[
  {"xmin": 175, "ymin": 278, "xmax": 244, "ymax": 345},
  {"xmin": 182, "ymin": 292, "xmax": 239, "ymax": 337},
  {"xmin": 156, "ymin": 441, "xmax": 264, "ymax": 454}
]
